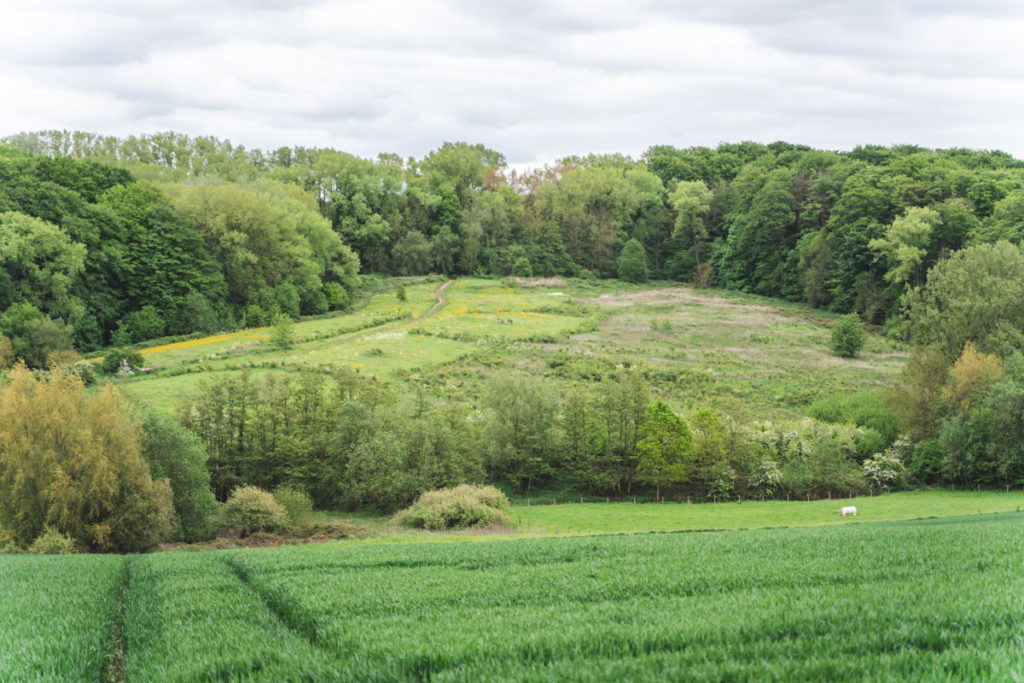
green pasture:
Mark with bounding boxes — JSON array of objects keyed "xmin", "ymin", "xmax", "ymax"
[
  {"xmin": 4, "ymin": 513, "xmax": 1024, "ymax": 680},
  {"xmin": 513, "ymin": 490, "xmax": 1024, "ymax": 534}
]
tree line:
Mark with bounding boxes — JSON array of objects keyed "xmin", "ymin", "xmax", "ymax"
[
  {"xmin": 3, "ymin": 131, "xmax": 1024, "ymax": 366},
  {"xmin": 0, "ymin": 144, "xmax": 359, "ymax": 362}
]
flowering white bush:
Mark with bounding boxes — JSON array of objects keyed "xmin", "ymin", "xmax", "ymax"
[{"xmin": 863, "ymin": 451, "xmax": 905, "ymax": 491}]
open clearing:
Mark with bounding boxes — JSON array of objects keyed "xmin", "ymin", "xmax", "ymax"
[
  {"xmin": 117, "ymin": 277, "xmax": 905, "ymax": 419},
  {"xmin": 4, "ymin": 510, "xmax": 1023, "ymax": 680}
]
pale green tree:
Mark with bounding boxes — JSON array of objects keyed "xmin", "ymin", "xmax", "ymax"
[
  {"xmin": 904, "ymin": 241, "xmax": 1024, "ymax": 362},
  {"xmin": 869, "ymin": 206, "xmax": 941, "ymax": 285},
  {"xmin": 0, "ymin": 211, "xmax": 86, "ymax": 320},
  {"xmin": 669, "ymin": 180, "xmax": 713, "ymax": 274},
  {"xmin": 635, "ymin": 400, "xmax": 693, "ymax": 501}
]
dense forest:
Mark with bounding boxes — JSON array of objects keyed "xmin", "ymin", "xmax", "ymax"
[
  {"xmin": 2, "ymin": 130, "xmax": 1024, "ymax": 551},
  {"xmin": 3, "ymin": 130, "xmax": 1024, "ymax": 356}
]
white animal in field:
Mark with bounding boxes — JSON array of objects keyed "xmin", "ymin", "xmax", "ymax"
[{"xmin": 839, "ymin": 506, "xmax": 857, "ymax": 517}]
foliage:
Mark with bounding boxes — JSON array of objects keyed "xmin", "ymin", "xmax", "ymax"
[
  {"xmin": 904, "ymin": 241, "xmax": 1024, "ymax": 362},
  {"xmin": 808, "ymin": 391, "xmax": 900, "ymax": 443},
  {"xmin": 273, "ymin": 485, "xmax": 315, "ymax": 527},
  {"xmin": 344, "ymin": 432, "xmax": 418, "ymax": 512},
  {"xmin": 393, "ymin": 484, "xmax": 512, "ymax": 530},
  {"xmin": 28, "ymin": 526, "xmax": 77, "ymax": 554},
  {"xmin": 269, "ymin": 312, "xmax": 295, "ymax": 350},
  {"xmin": 483, "ymin": 372, "xmax": 559, "ymax": 494},
  {"xmin": 689, "ymin": 406, "xmax": 728, "ymax": 487},
  {"xmin": 862, "ymin": 451, "xmax": 906, "ymax": 491},
  {"xmin": 0, "ymin": 302, "xmax": 75, "ymax": 368},
  {"xmin": 222, "ymin": 486, "xmax": 290, "ymax": 536},
  {"xmin": 869, "ymin": 206, "xmax": 941, "ymax": 285},
  {"xmin": 0, "ymin": 333, "xmax": 12, "ymax": 368},
  {"xmin": 635, "ymin": 400, "xmax": 693, "ymax": 500},
  {"xmin": 830, "ymin": 313, "xmax": 866, "ymax": 357},
  {"xmin": 747, "ymin": 457, "xmax": 782, "ymax": 499},
  {"xmin": 139, "ymin": 410, "xmax": 219, "ymax": 542},
  {"xmin": 616, "ymin": 238, "xmax": 649, "ymax": 283},
  {"xmin": 706, "ymin": 463, "xmax": 736, "ymax": 500},
  {"xmin": 745, "ymin": 419, "xmax": 868, "ymax": 498},
  {"xmin": 0, "ymin": 365, "xmax": 174, "ymax": 551},
  {"xmin": 101, "ymin": 347, "xmax": 144, "ymax": 375}
]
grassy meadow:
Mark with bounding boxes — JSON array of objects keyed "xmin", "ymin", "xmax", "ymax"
[
  {"xmin": 114, "ymin": 276, "xmax": 905, "ymax": 420},
  {"xmin": 4, "ymin": 511, "xmax": 1024, "ymax": 680},
  {"xmin": 514, "ymin": 490, "xmax": 1024, "ymax": 535}
]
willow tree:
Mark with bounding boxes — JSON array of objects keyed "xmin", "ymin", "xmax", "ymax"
[{"xmin": 0, "ymin": 364, "xmax": 174, "ymax": 551}]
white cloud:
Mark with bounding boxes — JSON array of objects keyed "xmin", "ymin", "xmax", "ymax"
[{"xmin": 1, "ymin": 0, "xmax": 1023, "ymax": 162}]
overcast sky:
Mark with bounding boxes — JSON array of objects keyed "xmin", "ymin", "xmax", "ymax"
[{"xmin": 2, "ymin": 0, "xmax": 1023, "ymax": 164}]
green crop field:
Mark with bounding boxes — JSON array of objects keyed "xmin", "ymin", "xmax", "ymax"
[
  {"xmin": 0, "ymin": 554, "xmax": 124, "ymax": 681},
  {"xmin": 3, "ymin": 513, "xmax": 1024, "ymax": 680},
  {"xmin": 114, "ymin": 276, "xmax": 905, "ymax": 420}
]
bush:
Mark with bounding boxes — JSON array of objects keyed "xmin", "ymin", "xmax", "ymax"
[
  {"xmin": 394, "ymin": 484, "xmax": 512, "ymax": 531},
  {"xmin": 617, "ymin": 238, "xmax": 649, "ymax": 283},
  {"xmin": 223, "ymin": 486, "xmax": 290, "ymax": 537},
  {"xmin": 830, "ymin": 314, "xmax": 866, "ymax": 358},
  {"xmin": 863, "ymin": 451, "xmax": 907, "ymax": 492},
  {"xmin": 269, "ymin": 313, "xmax": 294, "ymax": 351},
  {"xmin": 808, "ymin": 390, "xmax": 900, "ymax": 443},
  {"xmin": 28, "ymin": 526, "xmax": 77, "ymax": 555},
  {"xmin": 273, "ymin": 485, "xmax": 314, "ymax": 527},
  {"xmin": 101, "ymin": 347, "xmax": 144, "ymax": 375}
]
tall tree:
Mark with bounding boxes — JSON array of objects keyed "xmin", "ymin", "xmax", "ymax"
[
  {"xmin": 0, "ymin": 365, "xmax": 174, "ymax": 551},
  {"xmin": 635, "ymin": 400, "xmax": 693, "ymax": 501},
  {"xmin": 669, "ymin": 180, "xmax": 713, "ymax": 281}
]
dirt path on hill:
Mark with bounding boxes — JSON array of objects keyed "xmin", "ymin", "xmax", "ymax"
[
  {"xmin": 421, "ymin": 279, "xmax": 453, "ymax": 320},
  {"xmin": 337, "ymin": 279, "xmax": 452, "ymax": 343}
]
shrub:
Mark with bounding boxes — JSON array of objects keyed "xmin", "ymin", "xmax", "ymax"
[
  {"xmin": 830, "ymin": 314, "xmax": 866, "ymax": 358},
  {"xmin": 617, "ymin": 238, "xmax": 649, "ymax": 283},
  {"xmin": 273, "ymin": 485, "xmax": 315, "ymax": 527},
  {"xmin": 808, "ymin": 390, "xmax": 900, "ymax": 443},
  {"xmin": 863, "ymin": 451, "xmax": 907, "ymax": 492},
  {"xmin": 101, "ymin": 347, "xmax": 144, "ymax": 375},
  {"xmin": 394, "ymin": 484, "xmax": 512, "ymax": 531},
  {"xmin": 269, "ymin": 313, "xmax": 294, "ymax": 351},
  {"xmin": 223, "ymin": 486, "xmax": 290, "ymax": 537},
  {"xmin": 747, "ymin": 458, "xmax": 782, "ymax": 499},
  {"xmin": 28, "ymin": 526, "xmax": 77, "ymax": 555}
]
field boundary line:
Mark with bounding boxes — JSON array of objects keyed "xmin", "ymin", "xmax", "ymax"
[
  {"xmin": 222, "ymin": 556, "xmax": 327, "ymax": 651},
  {"xmin": 105, "ymin": 558, "xmax": 129, "ymax": 683}
]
